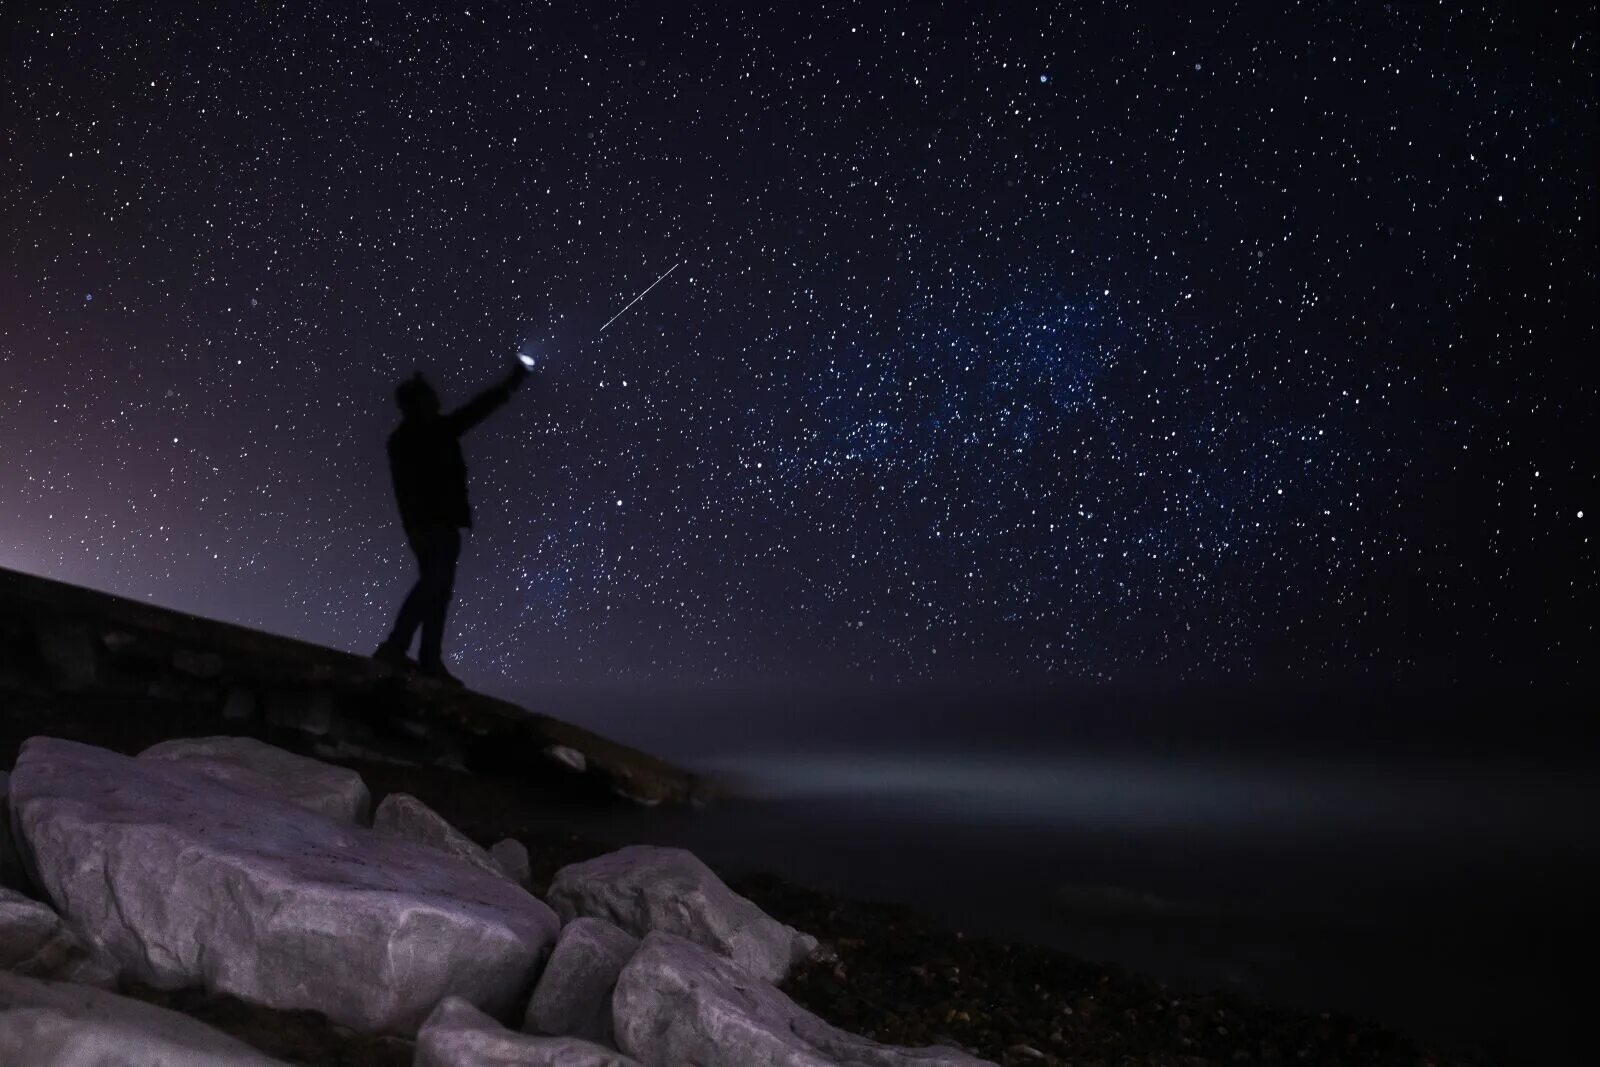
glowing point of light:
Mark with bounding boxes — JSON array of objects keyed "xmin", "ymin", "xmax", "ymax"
[{"xmin": 518, "ymin": 352, "xmax": 536, "ymax": 369}]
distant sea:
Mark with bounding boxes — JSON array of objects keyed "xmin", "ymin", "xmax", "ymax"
[{"xmin": 507, "ymin": 682, "xmax": 1598, "ymax": 1065}]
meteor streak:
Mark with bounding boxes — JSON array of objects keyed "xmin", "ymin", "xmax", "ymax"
[
  {"xmin": 598, "ymin": 262, "xmax": 680, "ymax": 333},
  {"xmin": 516, "ymin": 260, "xmax": 682, "ymax": 369}
]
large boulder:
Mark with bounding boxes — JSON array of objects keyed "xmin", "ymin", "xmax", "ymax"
[
  {"xmin": 0, "ymin": 971, "xmax": 289, "ymax": 1065},
  {"xmin": 138, "ymin": 735, "xmax": 371, "ymax": 824},
  {"xmin": 8, "ymin": 737, "xmax": 560, "ymax": 1034},
  {"xmin": 547, "ymin": 846, "xmax": 815, "ymax": 983},
  {"xmin": 614, "ymin": 933, "xmax": 996, "ymax": 1067},
  {"xmin": 418, "ymin": 997, "xmax": 640, "ymax": 1067},
  {"xmin": 524, "ymin": 917, "xmax": 638, "ymax": 1045},
  {"xmin": 0, "ymin": 887, "xmax": 114, "ymax": 985},
  {"xmin": 372, "ymin": 793, "xmax": 511, "ymax": 883}
]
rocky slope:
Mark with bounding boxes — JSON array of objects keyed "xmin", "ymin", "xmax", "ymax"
[{"xmin": 0, "ymin": 565, "xmax": 705, "ymax": 807}]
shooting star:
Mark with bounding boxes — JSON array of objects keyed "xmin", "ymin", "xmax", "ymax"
[{"xmin": 598, "ymin": 262, "xmax": 681, "ymax": 333}]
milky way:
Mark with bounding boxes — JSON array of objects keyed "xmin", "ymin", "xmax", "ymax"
[{"xmin": 1, "ymin": 4, "xmax": 1591, "ymax": 694}]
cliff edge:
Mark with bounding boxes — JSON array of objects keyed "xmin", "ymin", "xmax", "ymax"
[{"xmin": 0, "ymin": 565, "xmax": 706, "ymax": 807}]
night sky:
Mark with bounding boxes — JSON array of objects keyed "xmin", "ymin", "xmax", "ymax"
[{"xmin": 2, "ymin": 3, "xmax": 1592, "ymax": 697}]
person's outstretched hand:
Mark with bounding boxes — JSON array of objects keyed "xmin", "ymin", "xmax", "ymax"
[{"xmin": 507, "ymin": 359, "xmax": 531, "ymax": 390}]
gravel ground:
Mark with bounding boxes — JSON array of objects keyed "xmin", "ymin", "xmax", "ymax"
[{"xmin": 736, "ymin": 871, "xmax": 1466, "ymax": 1067}]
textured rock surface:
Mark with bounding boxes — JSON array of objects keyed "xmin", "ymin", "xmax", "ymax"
[
  {"xmin": 138, "ymin": 735, "xmax": 372, "ymax": 825},
  {"xmin": 490, "ymin": 838, "xmax": 532, "ymax": 888},
  {"xmin": 0, "ymin": 971, "xmax": 289, "ymax": 1066},
  {"xmin": 9, "ymin": 737, "xmax": 560, "ymax": 1034},
  {"xmin": 0, "ymin": 887, "xmax": 114, "ymax": 985},
  {"xmin": 0, "ymin": 770, "xmax": 25, "ymax": 891},
  {"xmin": 614, "ymin": 933, "xmax": 996, "ymax": 1067},
  {"xmin": 524, "ymin": 917, "xmax": 638, "ymax": 1045},
  {"xmin": 418, "ymin": 997, "xmax": 640, "ymax": 1067},
  {"xmin": 372, "ymin": 792, "xmax": 511, "ymax": 883},
  {"xmin": 548, "ymin": 846, "xmax": 816, "ymax": 983}
]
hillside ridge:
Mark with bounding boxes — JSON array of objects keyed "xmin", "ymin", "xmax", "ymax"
[{"xmin": 0, "ymin": 565, "xmax": 705, "ymax": 807}]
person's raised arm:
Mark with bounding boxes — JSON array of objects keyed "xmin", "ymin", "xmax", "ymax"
[{"xmin": 444, "ymin": 361, "xmax": 530, "ymax": 437}]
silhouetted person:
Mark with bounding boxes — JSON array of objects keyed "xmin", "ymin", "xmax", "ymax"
[{"xmin": 374, "ymin": 361, "xmax": 529, "ymax": 685}]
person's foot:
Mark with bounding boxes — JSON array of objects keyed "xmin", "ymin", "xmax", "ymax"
[
  {"xmin": 372, "ymin": 642, "xmax": 416, "ymax": 672},
  {"xmin": 418, "ymin": 661, "xmax": 465, "ymax": 688}
]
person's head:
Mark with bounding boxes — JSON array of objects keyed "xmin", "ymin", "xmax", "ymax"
[{"xmin": 395, "ymin": 373, "xmax": 440, "ymax": 419}]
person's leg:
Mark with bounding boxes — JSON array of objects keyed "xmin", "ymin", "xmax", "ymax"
[
  {"xmin": 379, "ymin": 528, "xmax": 435, "ymax": 656},
  {"xmin": 416, "ymin": 527, "xmax": 462, "ymax": 671}
]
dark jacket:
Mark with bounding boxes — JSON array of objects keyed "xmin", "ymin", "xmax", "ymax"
[{"xmin": 387, "ymin": 381, "xmax": 516, "ymax": 531}]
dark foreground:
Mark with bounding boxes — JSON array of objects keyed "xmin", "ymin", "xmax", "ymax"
[
  {"xmin": 118, "ymin": 759, "xmax": 1466, "ymax": 1067},
  {"xmin": 0, "ymin": 571, "xmax": 1538, "ymax": 1063}
]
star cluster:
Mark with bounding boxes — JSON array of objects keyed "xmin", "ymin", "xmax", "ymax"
[{"xmin": 1, "ymin": 3, "xmax": 1591, "ymax": 693}]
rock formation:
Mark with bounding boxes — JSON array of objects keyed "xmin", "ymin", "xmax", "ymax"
[
  {"xmin": 373, "ymin": 791, "xmax": 514, "ymax": 882},
  {"xmin": 524, "ymin": 917, "xmax": 639, "ymax": 1045},
  {"xmin": 547, "ymin": 845, "xmax": 818, "ymax": 983},
  {"xmin": 613, "ymin": 932, "xmax": 994, "ymax": 1067},
  {"xmin": 0, "ymin": 730, "xmax": 996, "ymax": 1065},
  {"xmin": 138, "ymin": 735, "xmax": 372, "ymax": 824},
  {"xmin": 9, "ymin": 737, "xmax": 559, "ymax": 1034}
]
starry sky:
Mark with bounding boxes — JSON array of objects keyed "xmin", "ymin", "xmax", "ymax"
[{"xmin": 1, "ymin": 3, "xmax": 1592, "ymax": 700}]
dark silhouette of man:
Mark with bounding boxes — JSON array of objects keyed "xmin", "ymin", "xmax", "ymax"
[{"xmin": 374, "ymin": 361, "xmax": 529, "ymax": 685}]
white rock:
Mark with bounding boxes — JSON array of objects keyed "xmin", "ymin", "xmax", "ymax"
[
  {"xmin": 0, "ymin": 887, "xmax": 114, "ymax": 985},
  {"xmin": 524, "ymin": 917, "xmax": 638, "ymax": 1045},
  {"xmin": 547, "ymin": 846, "xmax": 815, "ymax": 983},
  {"xmin": 544, "ymin": 745, "xmax": 587, "ymax": 773},
  {"xmin": 490, "ymin": 839, "xmax": 533, "ymax": 888},
  {"xmin": 0, "ymin": 971, "xmax": 289, "ymax": 1066},
  {"xmin": 138, "ymin": 736, "xmax": 371, "ymax": 824},
  {"xmin": 372, "ymin": 793, "xmax": 510, "ymax": 883},
  {"xmin": 10, "ymin": 737, "xmax": 559, "ymax": 1034},
  {"xmin": 614, "ymin": 933, "xmax": 996, "ymax": 1067},
  {"xmin": 418, "ymin": 997, "xmax": 640, "ymax": 1067}
]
